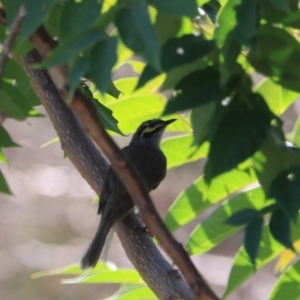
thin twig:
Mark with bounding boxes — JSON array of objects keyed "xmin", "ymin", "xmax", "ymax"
[{"xmin": 0, "ymin": 6, "xmax": 26, "ymax": 80}]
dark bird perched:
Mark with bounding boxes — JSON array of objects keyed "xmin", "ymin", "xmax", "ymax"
[{"xmin": 81, "ymin": 118, "xmax": 176, "ymax": 269}]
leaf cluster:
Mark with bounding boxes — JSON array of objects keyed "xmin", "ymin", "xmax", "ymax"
[{"xmin": 1, "ymin": 0, "xmax": 300, "ymax": 299}]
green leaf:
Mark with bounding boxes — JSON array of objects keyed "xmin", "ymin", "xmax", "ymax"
[
  {"xmin": 269, "ymin": 210, "xmax": 294, "ymax": 250},
  {"xmin": 63, "ymin": 269, "xmax": 143, "ymax": 284},
  {"xmin": 164, "ymin": 67, "xmax": 223, "ymax": 114},
  {"xmin": 31, "ymin": 262, "xmax": 113, "ymax": 278},
  {"xmin": 59, "ymin": 0, "xmax": 102, "ymax": 40},
  {"xmin": 90, "ymin": 37, "xmax": 118, "ymax": 93},
  {"xmin": 252, "ymin": 133, "xmax": 300, "ymax": 194},
  {"xmin": 213, "ymin": 0, "xmax": 241, "ymax": 45},
  {"xmin": 205, "ymin": 100, "xmax": 272, "ymax": 182},
  {"xmin": 41, "ymin": 29, "xmax": 107, "ymax": 68},
  {"xmin": 219, "ymin": 30, "xmax": 242, "ymax": 86},
  {"xmin": 40, "ymin": 137, "xmax": 59, "ymax": 148},
  {"xmin": 227, "ymin": 208, "xmax": 261, "ymax": 226},
  {"xmin": 191, "ymin": 101, "xmax": 216, "ymax": 146},
  {"xmin": 269, "ymin": 167, "xmax": 300, "ymax": 221},
  {"xmin": 115, "ymin": 1, "xmax": 160, "ymax": 69},
  {"xmin": 0, "ymin": 126, "xmax": 19, "ymax": 148},
  {"xmin": 2, "ymin": 0, "xmax": 56, "ymax": 40},
  {"xmin": 223, "ymin": 226, "xmax": 284, "ymax": 299},
  {"xmin": 107, "ymin": 81, "xmax": 121, "ymax": 99},
  {"xmin": 292, "ymin": 116, "xmax": 300, "ymax": 148},
  {"xmin": 92, "ymin": 99, "xmax": 123, "ymax": 135},
  {"xmin": 105, "ymin": 94, "xmax": 190, "ymax": 134},
  {"xmin": 224, "ymin": 213, "xmax": 300, "ymax": 298},
  {"xmin": 68, "ymin": 56, "xmax": 90, "ymax": 93},
  {"xmin": 0, "ymin": 169, "xmax": 12, "ymax": 195},
  {"xmin": 269, "ymin": 0, "xmax": 292, "ymax": 13},
  {"xmin": 269, "ymin": 259, "xmax": 300, "ymax": 300},
  {"xmin": 44, "ymin": 1, "xmax": 64, "ymax": 37},
  {"xmin": 108, "ymin": 284, "xmax": 156, "ymax": 300},
  {"xmin": 137, "ymin": 35, "xmax": 215, "ymax": 90},
  {"xmin": 161, "ymin": 134, "xmax": 208, "ymax": 169},
  {"xmin": 2, "ymin": 58, "xmax": 29, "ymax": 81},
  {"xmin": 0, "ymin": 148, "xmax": 9, "ymax": 165},
  {"xmin": 187, "ymin": 187, "xmax": 270, "ymax": 256},
  {"xmin": 248, "ymin": 25, "xmax": 300, "ymax": 93},
  {"xmin": 244, "ymin": 217, "xmax": 264, "ymax": 265},
  {"xmin": 0, "ymin": 81, "xmax": 41, "ymax": 120},
  {"xmin": 256, "ymin": 78, "xmax": 299, "ymax": 116},
  {"xmin": 235, "ymin": 0, "xmax": 259, "ymax": 45},
  {"xmin": 15, "ymin": 80, "xmax": 41, "ymax": 107},
  {"xmin": 165, "ymin": 167, "xmax": 257, "ymax": 232},
  {"xmin": 154, "ymin": 12, "xmax": 182, "ymax": 45},
  {"xmin": 147, "ymin": 0, "xmax": 197, "ymax": 17},
  {"xmin": 122, "ymin": 60, "xmax": 145, "ymax": 75},
  {"xmin": 116, "ymin": 77, "xmax": 164, "ymax": 97},
  {"xmin": 160, "ymin": 58, "xmax": 205, "ymax": 91}
]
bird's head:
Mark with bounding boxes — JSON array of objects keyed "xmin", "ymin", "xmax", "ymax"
[{"xmin": 131, "ymin": 119, "xmax": 176, "ymax": 146}]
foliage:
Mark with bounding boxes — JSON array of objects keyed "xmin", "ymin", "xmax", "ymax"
[{"xmin": 1, "ymin": 0, "xmax": 300, "ymax": 299}]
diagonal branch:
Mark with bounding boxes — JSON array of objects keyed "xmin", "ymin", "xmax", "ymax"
[{"xmin": 27, "ymin": 25, "xmax": 219, "ymax": 300}]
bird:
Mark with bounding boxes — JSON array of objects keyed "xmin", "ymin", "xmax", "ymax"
[{"xmin": 80, "ymin": 118, "xmax": 176, "ymax": 269}]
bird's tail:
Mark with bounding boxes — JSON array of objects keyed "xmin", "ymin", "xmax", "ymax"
[{"xmin": 80, "ymin": 215, "xmax": 114, "ymax": 269}]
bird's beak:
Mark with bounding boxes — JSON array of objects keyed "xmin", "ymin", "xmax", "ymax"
[{"xmin": 163, "ymin": 119, "xmax": 177, "ymax": 126}]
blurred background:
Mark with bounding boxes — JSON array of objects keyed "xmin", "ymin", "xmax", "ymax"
[{"xmin": 0, "ymin": 101, "xmax": 298, "ymax": 300}]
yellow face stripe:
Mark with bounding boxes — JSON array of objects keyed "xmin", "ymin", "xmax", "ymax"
[{"xmin": 142, "ymin": 124, "xmax": 162, "ymax": 133}]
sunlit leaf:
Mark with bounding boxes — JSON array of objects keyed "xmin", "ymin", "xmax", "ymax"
[
  {"xmin": 105, "ymin": 94, "xmax": 190, "ymax": 134},
  {"xmin": 161, "ymin": 134, "xmax": 208, "ymax": 169},
  {"xmin": 63, "ymin": 269, "xmax": 143, "ymax": 284},
  {"xmin": 187, "ymin": 187, "xmax": 271, "ymax": 256},
  {"xmin": 105, "ymin": 284, "xmax": 156, "ymax": 300},
  {"xmin": 223, "ymin": 226, "xmax": 283, "ymax": 299},
  {"xmin": 165, "ymin": 167, "xmax": 257, "ymax": 232},
  {"xmin": 275, "ymin": 239, "xmax": 300, "ymax": 273},
  {"xmin": 269, "ymin": 259, "xmax": 300, "ymax": 300},
  {"xmin": 31, "ymin": 262, "xmax": 114, "ymax": 278},
  {"xmin": 40, "ymin": 137, "xmax": 60, "ymax": 148},
  {"xmin": 256, "ymin": 78, "xmax": 299, "ymax": 116},
  {"xmin": 0, "ymin": 148, "xmax": 9, "ymax": 165},
  {"xmin": 224, "ymin": 216, "xmax": 300, "ymax": 298}
]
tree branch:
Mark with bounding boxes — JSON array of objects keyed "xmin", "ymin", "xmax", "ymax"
[
  {"xmin": 19, "ymin": 48, "xmax": 194, "ymax": 300},
  {"xmin": 27, "ymin": 25, "xmax": 219, "ymax": 300}
]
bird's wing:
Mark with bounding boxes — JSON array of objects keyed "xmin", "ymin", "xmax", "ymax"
[{"xmin": 97, "ymin": 146, "xmax": 130, "ymax": 214}]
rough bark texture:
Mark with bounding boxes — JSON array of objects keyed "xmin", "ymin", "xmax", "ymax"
[{"xmin": 19, "ymin": 49, "xmax": 194, "ymax": 300}]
